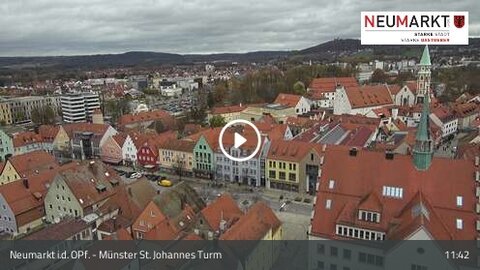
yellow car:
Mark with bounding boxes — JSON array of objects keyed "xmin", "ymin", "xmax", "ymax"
[{"xmin": 158, "ymin": 179, "xmax": 173, "ymax": 187}]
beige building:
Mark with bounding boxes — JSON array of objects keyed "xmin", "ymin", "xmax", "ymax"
[
  {"xmin": 158, "ymin": 139, "xmax": 196, "ymax": 174},
  {"xmin": 0, "ymin": 96, "xmax": 61, "ymax": 124},
  {"xmin": 44, "ymin": 161, "xmax": 121, "ymax": 223},
  {"xmin": 0, "ymin": 102, "xmax": 12, "ymax": 125}
]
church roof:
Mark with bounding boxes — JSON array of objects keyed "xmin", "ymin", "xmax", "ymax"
[{"xmin": 420, "ymin": 45, "xmax": 431, "ymax": 66}]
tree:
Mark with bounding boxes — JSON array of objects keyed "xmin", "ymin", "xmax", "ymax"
[
  {"xmin": 188, "ymin": 107, "xmax": 207, "ymax": 124},
  {"xmin": 209, "ymin": 115, "xmax": 226, "ymax": 128},
  {"xmin": 150, "ymin": 120, "xmax": 166, "ymax": 134},
  {"xmin": 31, "ymin": 105, "xmax": 56, "ymax": 125},
  {"xmin": 293, "ymin": 81, "xmax": 306, "ymax": 95},
  {"xmin": 371, "ymin": 69, "xmax": 387, "ymax": 83}
]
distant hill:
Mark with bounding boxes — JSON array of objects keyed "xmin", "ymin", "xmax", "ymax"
[{"xmin": 0, "ymin": 38, "xmax": 478, "ymax": 70}]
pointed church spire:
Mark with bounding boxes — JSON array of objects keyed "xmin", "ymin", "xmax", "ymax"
[
  {"xmin": 420, "ymin": 45, "xmax": 431, "ymax": 66},
  {"xmin": 413, "ymin": 92, "xmax": 433, "ymax": 171}
]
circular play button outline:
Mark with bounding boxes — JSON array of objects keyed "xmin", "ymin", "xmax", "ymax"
[{"xmin": 218, "ymin": 119, "xmax": 262, "ymax": 162}]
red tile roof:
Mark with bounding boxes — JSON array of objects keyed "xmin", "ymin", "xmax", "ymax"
[
  {"xmin": 274, "ymin": 93, "xmax": 302, "ymax": 107},
  {"xmin": 200, "ymin": 193, "xmax": 243, "ymax": 232},
  {"xmin": 7, "ymin": 150, "xmax": 59, "ymax": 177},
  {"xmin": 220, "ymin": 202, "xmax": 281, "ymax": 240},
  {"xmin": 118, "ymin": 110, "xmax": 174, "ymax": 128},
  {"xmin": 58, "ymin": 161, "xmax": 121, "ymax": 210},
  {"xmin": 38, "ymin": 125, "xmax": 60, "ymax": 142},
  {"xmin": 0, "ymin": 162, "xmax": 76, "ymax": 227},
  {"xmin": 310, "ymin": 145, "xmax": 479, "ymax": 240},
  {"xmin": 268, "ymin": 140, "xmax": 322, "ymax": 162},
  {"xmin": 308, "ymin": 77, "xmax": 359, "ymax": 95},
  {"xmin": 112, "ymin": 133, "xmax": 128, "ymax": 147},
  {"xmin": 345, "ymin": 85, "xmax": 393, "ymax": 109},
  {"xmin": 12, "ymin": 132, "xmax": 43, "ymax": 147},
  {"xmin": 63, "ymin": 123, "xmax": 110, "ymax": 137}
]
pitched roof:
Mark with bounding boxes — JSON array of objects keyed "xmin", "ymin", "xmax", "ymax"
[
  {"xmin": 308, "ymin": 77, "xmax": 359, "ymax": 95},
  {"xmin": 200, "ymin": 193, "xmax": 243, "ymax": 232},
  {"xmin": 7, "ymin": 150, "xmax": 59, "ymax": 177},
  {"xmin": 23, "ymin": 218, "xmax": 89, "ymax": 240},
  {"xmin": 57, "ymin": 161, "xmax": 121, "ymax": 209},
  {"xmin": 220, "ymin": 202, "xmax": 281, "ymax": 240},
  {"xmin": 63, "ymin": 123, "xmax": 111, "ymax": 137},
  {"xmin": 144, "ymin": 219, "xmax": 180, "ymax": 240},
  {"xmin": 38, "ymin": 125, "xmax": 60, "ymax": 142},
  {"xmin": 118, "ymin": 110, "xmax": 174, "ymax": 127},
  {"xmin": 112, "ymin": 133, "xmax": 128, "ymax": 147},
  {"xmin": 12, "ymin": 132, "xmax": 43, "ymax": 147},
  {"xmin": 158, "ymin": 139, "xmax": 196, "ymax": 153},
  {"xmin": 344, "ymin": 85, "xmax": 393, "ymax": 109},
  {"xmin": 268, "ymin": 140, "xmax": 322, "ymax": 162},
  {"xmin": 310, "ymin": 145, "xmax": 478, "ymax": 240},
  {"xmin": 274, "ymin": 93, "xmax": 302, "ymax": 107},
  {"xmin": 0, "ymin": 162, "xmax": 76, "ymax": 227}
]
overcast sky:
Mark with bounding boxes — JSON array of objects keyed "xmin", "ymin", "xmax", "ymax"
[{"xmin": 1, "ymin": 0, "xmax": 478, "ymax": 56}]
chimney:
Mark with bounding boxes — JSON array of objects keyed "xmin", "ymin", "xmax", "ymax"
[
  {"xmin": 128, "ymin": 187, "xmax": 133, "ymax": 197},
  {"xmin": 23, "ymin": 177, "xmax": 29, "ymax": 189},
  {"xmin": 349, "ymin": 147, "xmax": 358, "ymax": 157},
  {"xmin": 385, "ymin": 151, "xmax": 395, "ymax": 160}
]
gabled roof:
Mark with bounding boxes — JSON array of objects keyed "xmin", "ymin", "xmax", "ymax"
[
  {"xmin": 159, "ymin": 139, "xmax": 196, "ymax": 153},
  {"xmin": 7, "ymin": 150, "xmax": 59, "ymax": 177},
  {"xmin": 63, "ymin": 123, "xmax": 111, "ymax": 137},
  {"xmin": 274, "ymin": 93, "xmax": 302, "ymax": 107},
  {"xmin": 310, "ymin": 145, "xmax": 478, "ymax": 240},
  {"xmin": 118, "ymin": 110, "xmax": 174, "ymax": 127},
  {"xmin": 57, "ymin": 161, "xmax": 121, "ymax": 209},
  {"xmin": 23, "ymin": 218, "xmax": 89, "ymax": 240},
  {"xmin": 38, "ymin": 125, "xmax": 60, "ymax": 142},
  {"xmin": 268, "ymin": 140, "xmax": 322, "ymax": 162},
  {"xmin": 219, "ymin": 202, "xmax": 281, "ymax": 240},
  {"xmin": 308, "ymin": 77, "xmax": 358, "ymax": 94},
  {"xmin": 0, "ymin": 162, "xmax": 76, "ymax": 226},
  {"xmin": 200, "ymin": 193, "xmax": 243, "ymax": 232},
  {"xmin": 12, "ymin": 132, "xmax": 43, "ymax": 147},
  {"xmin": 344, "ymin": 85, "xmax": 393, "ymax": 109},
  {"xmin": 112, "ymin": 133, "xmax": 128, "ymax": 147}
]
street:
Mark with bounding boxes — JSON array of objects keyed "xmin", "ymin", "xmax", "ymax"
[{"xmin": 112, "ymin": 164, "xmax": 314, "ymax": 239}]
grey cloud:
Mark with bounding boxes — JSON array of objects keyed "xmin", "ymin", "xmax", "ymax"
[{"xmin": 0, "ymin": 0, "xmax": 478, "ymax": 56}]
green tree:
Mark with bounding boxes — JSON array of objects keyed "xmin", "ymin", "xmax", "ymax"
[
  {"xmin": 293, "ymin": 81, "xmax": 306, "ymax": 95},
  {"xmin": 150, "ymin": 120, "xmax": 166, "ymax": 133},
  {"xmin": 209, "ymin": 115, "xmax": 226, "ymax": 128}
]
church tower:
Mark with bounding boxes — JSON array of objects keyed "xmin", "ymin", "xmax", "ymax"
[
  {"xmin": 416, "ymin": 45, "xmax": 431, "ymax": 104},
  {"xmin": 413, "ymin": 91, "xmax": 433, "ymax": 171}
]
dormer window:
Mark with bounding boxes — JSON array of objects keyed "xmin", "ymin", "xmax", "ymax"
[{"xmin": 358, "ymin": 210, "xmax": 380, "ymax": 223}]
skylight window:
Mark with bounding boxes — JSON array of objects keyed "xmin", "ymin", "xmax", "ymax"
[
  {"xmin": 325, "ymin": 199, "xmax": 332, "ymax": 209},
  {"xmin": 456, "ymin": 219, "xmax": 463, "ymax": 230},
  {"xmin": 456, "ymin": 196, "xmax": 463, "ymax": 207},
  {"xmin": 328, "ymin": 180, "xmax": 335, "ymax": 189}
]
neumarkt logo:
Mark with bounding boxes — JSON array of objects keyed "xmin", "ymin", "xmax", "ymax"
[{"xmin": 361, "ymin": 11, "xmax": 469, "ymax": 45}]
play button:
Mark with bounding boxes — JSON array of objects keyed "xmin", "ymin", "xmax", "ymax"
[
  {"xmin": 218, "ymin": 119, "xmax": 262, "ymax": 162},
  {"xmin": 234, "ymin": 133, "xmax": 247, "ymax": 148}
]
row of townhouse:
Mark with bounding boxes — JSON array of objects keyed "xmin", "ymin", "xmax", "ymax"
[{"xmin": 0, "ymin": 122, "xmax": 118, "ymax": 161}]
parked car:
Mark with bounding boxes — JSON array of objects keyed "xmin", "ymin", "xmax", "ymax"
[
  {"xmin": 157, "ymin": 179, "xmax": 173, "ymax": 187},
  {"xmin": 130, "ymin": 172, "xmax": 142, "ymax": 179}
]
